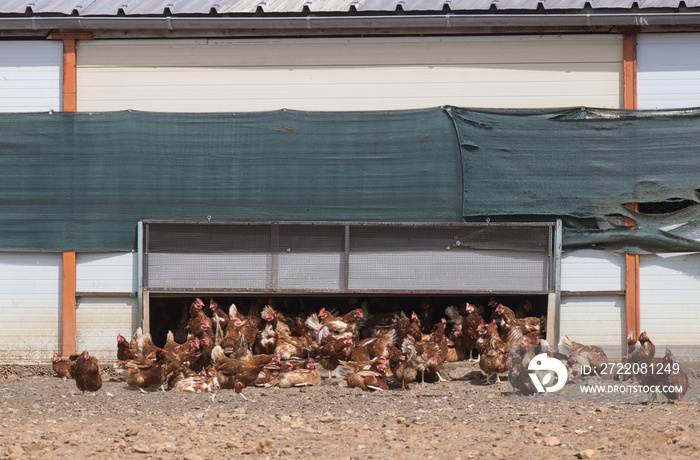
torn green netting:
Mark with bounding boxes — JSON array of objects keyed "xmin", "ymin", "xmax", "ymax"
[{"xmin": 445, "ymin": 106, "xmax": 700, "ymax": 254}]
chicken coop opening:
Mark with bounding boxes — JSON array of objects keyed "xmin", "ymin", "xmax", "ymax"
[
  {"xmin": 146, "ymin": 294, "xmax": 549, "ymax": 350},
  {"xmin": 141, "ymin": 221, "xmax": 557, "ymax": 362}
]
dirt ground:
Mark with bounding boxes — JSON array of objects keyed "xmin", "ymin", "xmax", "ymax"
[{"xmin": 0, "ymin": 360, "xmax": 698, "ymax": 460}]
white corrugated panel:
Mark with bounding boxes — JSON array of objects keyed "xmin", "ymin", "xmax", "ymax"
[
  {"xmin": 349, "ymin": 250, "xmax": 549, "ymax": 292},
  {"xmin": 77, "ymin": 35, "xmax": 622, "ymax": 112},
  {"xmin": 639, "ymin": 253, "xmax": 700, "ymax": 359},
  {"xmin": 559, "ymin": 249, "xmax": 625, "ymax": 359},
  {"xmin": 0, "ymin": 41, "xmax": 62, "ymax": 113},
  {"xmin": 0, "ymin": 253, "xmax": 61, "ymax": 363},
  {"xmin": 559, "ymin": 295, "xmax": 625, "ymax": 359},
  {"xmin": 76, "ymin": 252, "xmax": 137, "ymax": 294},
  {"xmin": 638, "ymin": 33, "xmax": 700, "ymax": 110},
  {"xmin": 561, "ymin": 249, "xmax": 624, "ymax": 292},
  {"xmin": 75, "ymin": 296, "xmax": 138, "ymax": 363}
]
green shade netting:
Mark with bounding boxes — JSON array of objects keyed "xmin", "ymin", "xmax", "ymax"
[
  {"xmin": 0, "ymin": 109, "xmax": 462, "ymax": 251},
  {"xmin": 3, "ymin": 107, "xmax": 700, "ymax": 254}
]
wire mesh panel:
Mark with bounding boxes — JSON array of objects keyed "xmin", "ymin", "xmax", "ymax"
[
  {"xmin": 144, "ymin": 221, "xmax": 553, "ymax": 294},
  {"xmin": 145, "ymin": 222, "xmax": 272, "ymax": 291},
  {"xmin": 277, "ymin": 224, "xmax": 346, "ymax": 291},
  {"xmin": 347, "ymin": 224, "xmax": 551, "ymax": 293}
]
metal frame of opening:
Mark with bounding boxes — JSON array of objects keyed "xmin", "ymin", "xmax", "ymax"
[
  {"xmin": 140, "ymin": 220, "xmax": 556, "ymax": 294},
  {"xmin": 137, "ymin": 219, "xmax": 562, "ymax": 342}
]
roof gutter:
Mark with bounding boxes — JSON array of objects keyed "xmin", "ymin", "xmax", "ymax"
[{"xmin": 1, "ymin": 13, "xmax": 700, "ymax": 31}]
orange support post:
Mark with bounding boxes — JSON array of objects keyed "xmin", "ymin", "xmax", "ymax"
[
  {"xmin": 622, "ymin": 29, "xmax": 640, "ymax": 339},
  {"xmin": 624, "ymin": 206, "xmax": 640, "ymax": 340},
  {"xmin": 56, "ymin": 32, "xmax": 90, "ymax": 354},
  {"xmin": 622, "ymin": 30, "xmax": 638, "ymax": 112},
  {"xmin": 62, "ymin": 252, "xmax": 77, "ymax": 356},
  {"xmin": 62, "ymin": 38, "xmax": 77, "ymax": 112}
]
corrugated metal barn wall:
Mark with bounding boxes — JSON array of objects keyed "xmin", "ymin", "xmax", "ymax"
[
  {"xmin": 4, "ymin": 34, "xmax": 625, "ymax": 364},
  {"xmin": 3, "ymin": 32, "xmax": 700, "ymax": 362},
  {"xmin": 0, "ymin": 41, "xmax": 64, "ymax": 363},
  {"xmin": 0, "ymin": 41, "xmax": 63, "ymax": 113},
  {"xmin": 636, "ymin": 33, "xmax": 700, "ymax": 358},
  {"xmin": 76, "ymin": 35, "xmax": 623, "ymax": 112},
  {"xmin": 75, "ymin": 34, "xmax": 628, "ymax": 362},
  {"xmin": 72, "ymin": 32, "xmax": 623, "ymax": 361}
]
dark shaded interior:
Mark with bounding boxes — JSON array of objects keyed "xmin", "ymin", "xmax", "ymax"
[{"xmin": 148, "ymin": 294, "xmax": 549, "ymax": 348}]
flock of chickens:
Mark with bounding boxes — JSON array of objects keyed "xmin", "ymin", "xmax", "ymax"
[
  {"xmin": 51, "ymin": 297, "xmax": 689, "ymax": 403},
  {"xmin": 508, "ymin": 328, "xmax": 690, "ymax": 402}
]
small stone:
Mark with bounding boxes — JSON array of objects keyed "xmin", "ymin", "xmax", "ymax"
[
  {"xmin": 575, "ymin": 429, "xmax": 586, "ymax": 435},
  {"xmin": 218, "ymin": 412, "xmax": 230, "ymax": 418},
  {"xmin": 157, "ymin": 442, "xmax": 177, "ymax": 453},
  {"xmin": 184, "ymin": 454, "xmax": 204, "ymax": 460},
  {"xmin": 397, "ymin": 417, "xmax": 407, "ymax": 424},
  {"xmin": 318, "ymin": 416, "xmax": 335, "ymax": 423},
  {"xmin": 543, "ymin": 436, "xmax": 561, "ymax": 447},
  {"xmin": 576, "ymin": 450, "xmax": 600, "ymax": 459},
  {"xmin": 533, "ymin": 428, "xmax": 543, "ymax": 437},
  {"xmin": 124, "ymin": 428, "xmax": 138, "ymax": 437},
  {"xmin": 132, "ymin": 445, "xmax": 150, "ymax": 453}
]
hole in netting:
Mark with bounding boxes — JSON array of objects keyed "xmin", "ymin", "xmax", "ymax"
[{"xmin": 638, "ymin": 199, "xmax": 697, "ymax": 215}]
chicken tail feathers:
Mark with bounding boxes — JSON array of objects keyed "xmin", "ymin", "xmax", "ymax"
[
  {"xmin": 305, "ymin": 314, "xmax": 321, "ymax": 332},
  {"xmin": 211, "ymin": 345, "xmax": 225, "ymax": 364},
  {"xmin": 336, "ymin": 364, "xmax": 353, "ymax": 379},
  {"xmin": 401, "ymin": 336, "xmax": 417, "ymax": 357},
  {"xmin": 558, "ymin": 335, "xmax": 574, "ymax": 356}
]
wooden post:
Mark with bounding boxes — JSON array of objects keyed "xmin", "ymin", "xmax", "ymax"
[
  {"xmin": 62, "ymin": 252, "xmax": 77, "ymax": 356},
  {"xmin": 622, "ymin": 29, "xmax": 638, "ymax": 113},
  {"xmin": 62, "ymin": 39, "xmax": 77, "ymax": 112},
  {"xmin": 55, "ymin": 32, "xmax": 91, "ymax": 353},
  {"xmin": 622, "ymin": 29, "xmax": 640, "ymax": 339},
  {"xmin": 53, "ymin": 32, "xmax": 92, "ymax": 112},
  {"xmin": 624, "ymin": 203, "xmax": 640, "ymax": 340}
]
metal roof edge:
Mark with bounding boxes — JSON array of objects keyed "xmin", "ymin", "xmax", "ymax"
[{"xmin": 1, "ymin": 13, "xmax": 700, "ymax": 31}]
